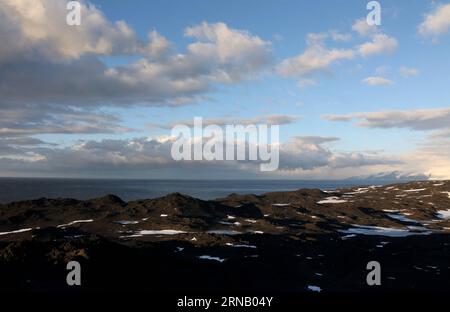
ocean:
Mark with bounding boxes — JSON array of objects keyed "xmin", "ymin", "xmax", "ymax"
[{"xmin": 0, "ymin": 177, "xmax": 402, "ymax": 204}]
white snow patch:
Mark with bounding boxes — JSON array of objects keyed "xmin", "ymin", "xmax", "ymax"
[
  {"xmin": 0, "ymin": 228, "xmax": 33, "ymax": 236},
  {"xmin": 437, "ymin": 209, "xmax": 450, "ymax": 219},
  {"xmin": 345, "ymin": 187, "xmax": 370, "ymax": 195},
  {"xmin": 226, "ymin": 243, "xmax": 257, "ymax": 249},
  {"xmin": 386, "ymin": 213, "xmax": 420, "ymax": 223},
  {"xmin": 441, "ymin": 191, "xmax": 450, "ymax": 199},
  {"xmin": 119, "ymin": 234, "xmax": 143, "ymax": 238},
  {"xmin": 160, "ymin": 214, "xmax": 168, "ymax": 217},
  {"xmin": 198, "ymin": 255, "xmax": 226, "ymax": 263},
  {"xmin": 138, "ymin": 230, "xmax": 187, "ymax": 235},
  {"xmin": 317, "ymin": 197, "xmax": 347, "ymax": 204},
  {"xmin": 341, "ymin": 234, "xmax": 357, "ymax": 240},
  {"xmin": 340, "ymin": 225, "xmax": 431, "ymax": 237},
  {"xmin": 272, "ymin": 203, "xmax": 290, "ymax": 207},
  {"xmin": 114, "ymin": 220, "xmax": 139, "ymax": 225},
  {"xmin": 403, "ymin": 188, "xmax": 427, "ymax": 192},
  {"xmin": 218, "ymin": 221, "xmax": 241, "ymax": 226},
  {"xmin": 307, "ymin": 285, "xmax": 322, "ymax": 292},
  {"xmin": 57, "ymin": 219, "xmax": 93, "ymax": 228}
]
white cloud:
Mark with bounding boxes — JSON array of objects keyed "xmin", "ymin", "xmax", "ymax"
[
  {"xmin": 278, "ymin": 19, "xmax": 398, "ymax": 79},
  {"xmin": 0, "ymin": 0, "xmax": 141, "ymax": 62},
  {"xmin": 330, "ymin": 30, "xmax": 352, "ymax": 42},
  {"xmin": 352, "ymin": 18, "xmax": 378, "ymax": 36},
  {"xmin": 362, "ymin": 76, "xmax": 393, "ymax": 86},
  {"xmin": 324, "ymin": 107, "xmax": 450, "ymax": 179},
  {"xmin": 323, "ymin": 107, "xmax": 450, "ymax": 131},
  {"xmin": 399, "ymin": 66, "xmax": 420, "ymax": 78},
  {"xmin": 277, "ymin": 33, "xmax": 354, "ymax": 77},
  {"xmin": 185, "ymin": 22, "xmax": 271, "ymax": 74},
  {"xmin": 419, "ymin": 4, "xmax": 450, "ymax": 37},
  {"xmin": 144, "ymin": 30, "xmax": 171, "ymax": 60},
  {"xmin": 0, "ymin": 17, "xmax": 272, "ymax": 108},
  {"xmin": 357, "ymin": 33, "xmax": 398, "ymax": 57},
  {"xmin": 0, "ymin": 134, "xmax": 400, "ymax": 178},
  {"xmin": 0, "ymin": 0, "xmax": 273, "ymax": 136}
]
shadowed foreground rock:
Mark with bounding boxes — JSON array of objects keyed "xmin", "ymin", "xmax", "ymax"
[{"xmin": 0, "ymin": 180, "xmax": 449, "ymax": 293}]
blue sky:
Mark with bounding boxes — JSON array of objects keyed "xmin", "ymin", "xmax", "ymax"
[
  {"xmin": 1, "ymin": 0, "xmax": 450, "ymax": 179},
  {"xmin": 91, "ymin": 0, "xmax": 449, "ymax": 152}
]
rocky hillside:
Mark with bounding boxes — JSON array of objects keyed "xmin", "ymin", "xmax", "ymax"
[{"xmin": 0, "ymin": 180, "xmax": 449, "ymax": 293}]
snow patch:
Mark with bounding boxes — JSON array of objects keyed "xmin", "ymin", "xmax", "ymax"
[
  {"xmin": 403, "ymin": 188, "xmax": 427, "ymax": 192},
  {"xmin": 307, "ymin": 285, "xmax": 322, "ymax": 292},
  {"xmin": 57, "ymin": 219, "xmax": 93, "ymax": 228},
  {"xmin": 0, "ymin": 228, "xmax": 33, "ymax": 236},
  {"xmin": 437, "ymin": 209, "xmax": 450, "ymax": 219},
  {"xmin": 138, "ymin": 230, "xmax": 187, "ymax": 235},
  {"xmin": 114, "ymin": 220, "xmax": 139, "ymax": 225},
  {"xmin": 198, "ymin": 255, "xmax": 226, "ymax": 263},
  {"xmin": 226, "ymin": 243, "xmax": 257, "ymax": 249},
  {"xmin": 340, "ymin": 225, "xmax": 431, "ymax": 237},
  {"xmin": 317, "ymin": 197, "xmax": 347, "ymax": 204}
]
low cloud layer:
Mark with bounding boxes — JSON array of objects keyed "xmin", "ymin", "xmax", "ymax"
[
  {"xmin": 0, "ymin": 135, "xmax": 400, "ymax": 178},
  {"xmin": 149, "ymin": 115, "xmax": 300, "ymax": 130},
  {"xmin": 323, "ymin": 108, "xmax": 450, "ymax": 131}
]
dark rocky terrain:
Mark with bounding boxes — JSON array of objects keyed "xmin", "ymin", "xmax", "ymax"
[{"xmin": 0, "ymin": 180, "xmax": 449, "ymax": 297}]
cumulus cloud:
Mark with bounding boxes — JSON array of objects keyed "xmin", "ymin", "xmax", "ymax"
[
  {"xmin": 277, "ymin": 19, "xmax": 397, "ymax": 79},
  {"xmin": 362, "ymin": 76, "xmax": 393, "ymax": 86},
  {"xmin": 0, "ymin": 0, "xmax": 273, "ymax": 137},
  {"xmin": 330, "ymin": 31, "xmax": 352, "ymax": 42},
  {"xmin": 419, "ymin": 4, "xmax": 450, "ymax": 37},
  {"xmin": 357, "ymin": 33, "xmax": 398, "ymax": 57},
  {"xmin": 184, "ymin": 22, "xmax": 272, "ymax": 82},
  {"xmin": 351, "ymin": 18, "xmax": 398, "ymax": 57},
  {"xmin": 0, "ymin": 19, "xmax": 272, "ymax": 107},
  {"xmin": 0, "ymin": 0, "xmax": 141, "ymax": 62},
  {"xmin": 352, "ymin": 18, "xmax": 378, "ymax": 36},
  {"xmin": 277, "ymin": 33, "xmax": 355, "ymax": 77},
  {"xmin": 323, "ymin": 108, "xmax": 450, "ymax": 131},
  {"xmin": 144, "ymin": 30, "xmax": 172, "ymax": 60}
]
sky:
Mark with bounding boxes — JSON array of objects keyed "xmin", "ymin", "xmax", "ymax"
[{"xmin": 1, "ymin": 0, "xmax": 450, "ymax": 179}]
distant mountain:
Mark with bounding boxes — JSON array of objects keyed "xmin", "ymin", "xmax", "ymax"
[{"xmin": 346, "ymin": 171, "xmax": 430, "ymax": 182}]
